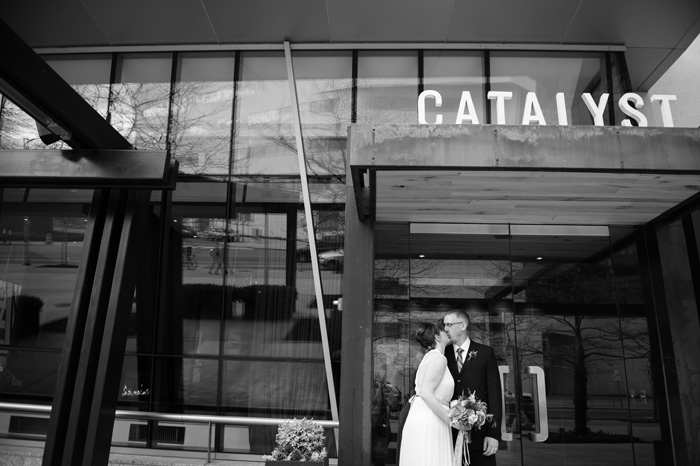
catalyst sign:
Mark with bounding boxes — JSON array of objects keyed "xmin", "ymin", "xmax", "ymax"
[{"xmin": 418, "ymin": 91, "xmax": 677, "ymax": 127}]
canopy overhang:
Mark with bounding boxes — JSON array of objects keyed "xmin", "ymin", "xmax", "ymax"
[{"xmin": 348, "ymin": 124, "xmax": 700, "ymax": 226}]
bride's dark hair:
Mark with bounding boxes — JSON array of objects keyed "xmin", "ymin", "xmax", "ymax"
[{"xmin": 414, "ymin": 321, "xmax": 445, "ymax": 350}]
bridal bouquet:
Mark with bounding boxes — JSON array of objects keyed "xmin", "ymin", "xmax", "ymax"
[{"xmin": 449, "ymin": 391, "xmax": 495, "ymax": 466}]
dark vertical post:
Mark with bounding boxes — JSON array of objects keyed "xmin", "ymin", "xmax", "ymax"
[
  {"xmin": 639, "ymin": 220, "xmax": 698, "ymax": 466},
  {"xmin": 82, "ymin": 190, "xmax": 151, "ymax": 465},
  {"xmin": 43, "ymin": 190, "xmax": 109, "ymax": 466},
  {"xmin": 339, "ymin": 176, "xmax": 374, "ymax": 465}
]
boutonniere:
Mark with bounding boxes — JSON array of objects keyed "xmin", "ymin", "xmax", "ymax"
[{"xmin": 467, "ymin": 350, "xmax": 478, "ymax": 361}]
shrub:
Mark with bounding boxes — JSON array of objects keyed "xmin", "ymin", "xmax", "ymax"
[{"xmin": 262, "ymin": 418, "xmax": 327, "ymax": 462}]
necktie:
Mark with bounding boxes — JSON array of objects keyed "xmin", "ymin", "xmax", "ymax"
[{"xmin": 456, "ymin": 348, "xmax": 464, "ymax": 372}]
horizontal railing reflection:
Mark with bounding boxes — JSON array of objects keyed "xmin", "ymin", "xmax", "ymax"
[{"xmin": 0, "ymin": 401, "xmax": 338, "ymax": 461}]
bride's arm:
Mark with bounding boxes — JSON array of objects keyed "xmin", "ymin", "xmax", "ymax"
[{"xmin": 419, "ymin": 354, "xmax": 451, "ymax": 424}]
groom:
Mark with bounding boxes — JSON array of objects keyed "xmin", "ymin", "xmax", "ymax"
[{"xmin": 444, "ymin": 310, "xmax": 502, "ymax": 466}]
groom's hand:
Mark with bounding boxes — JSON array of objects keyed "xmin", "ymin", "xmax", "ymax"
[{"xmin": 483, "ymin": 436, "xmax": 498, "ymax": 456}]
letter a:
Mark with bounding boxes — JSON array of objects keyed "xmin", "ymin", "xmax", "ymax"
[
  {"xmin": 522, "ymin": 92, "xmax": 546, "ymax": 125},
  {"xmin": 456, "ymin": 91, "xmax": 479, "ymax": 124}
]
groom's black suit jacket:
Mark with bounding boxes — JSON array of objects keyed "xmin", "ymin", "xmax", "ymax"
[{"xmin": 445, "ymin": 341, "xmax": 503, "ymax": 447}]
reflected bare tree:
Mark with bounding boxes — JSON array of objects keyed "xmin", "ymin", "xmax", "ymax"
[{"xmin": 512, "ymin": 262, "xmax": 650, "ymax": 435}]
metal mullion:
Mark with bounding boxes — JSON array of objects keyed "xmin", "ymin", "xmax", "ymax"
[
  {"xmin": 351, "ymin": 51, "xmax": 358, "ymax": 123},
  {"xmin": 165, "ymin": 52, "xmax": 178, "ymax": 153},
  {"xmin": 606, "ymin": 52, "xmax": 616, "ymax": 126},
  {"xmin": 418, "ymin": 49, "xmax": 424, "ymax": 96},
  {"xmin": 484, "ymin": 50, "xmax": 491, "ymax": 124},
  {"xmin": 283, "ymin": 42, "xmax": 339, "ymax": 438}
]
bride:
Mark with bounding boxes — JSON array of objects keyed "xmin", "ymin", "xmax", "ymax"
[{"xmin": 399, "ymin": 321, "xmax": 454, "ymax": 466}]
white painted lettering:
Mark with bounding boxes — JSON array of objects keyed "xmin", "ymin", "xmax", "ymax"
[
  {"xmin": 619, "ymin": 93, "xmax": 648, "ymax": 127},
  {"xmin": 581, "ymin": 93, "xmax": 609, "ymax": 126},
  {"xmin": 650, "ymin": 94, "xmax": 677, "ymax": 128},
  {"xmin": 455, "ymin": 91, "xmax": 480, "ymax": 124},
  {"xmin": 418, "ymin": 90, "xmax": 442, "ymax": 124},
  {"xmin": 522, "ymin": 92, "xmax": 546, "ymax": 125},
  {"xmin": 487, "ymin": 91, "xmax": 513, "ymax": 124}
]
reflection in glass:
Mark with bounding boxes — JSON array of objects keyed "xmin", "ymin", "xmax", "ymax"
[
  {"xmin": 171, "ymin": 53, "xmax": 235, "ymax": 175},
  {"xmin": 423, "ymin": 51, "xmax": 485, "ymax": 125},
  {"xmin": 294, "ymin": 51, "xmax": 352, "ymax": 176},
  {"xmin": 490, "ymin": 52, "xmax": 608, "ymax": 126},
  {"xmin": 110, "ymin": 53, "xmax": 172, "ymax": 149},
  {"xmin": 234, "ymin": 52, "xmax": 297, "ymax": 175},
  {"xmin": 44, "ymin": 54, "xmax": 112, "ymax": 120},
  {"xmin": 0, "ymin": 98, "xmax": 53, "ymax": 150},
  {"xmin": 1, "ymin": 55, "xmax": 111, "ymax": 151},
  {"xmin": 152, "ymin": 357, "xmax": 219, "ymax": 410},
  {"xmin": 357, "ymin": 51, "xmax": 419, "ymax": 125}
]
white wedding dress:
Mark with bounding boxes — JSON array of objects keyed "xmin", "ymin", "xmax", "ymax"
[{"xmin": 399, "ymin": 349, "xmax": 455, "ymax": 466}]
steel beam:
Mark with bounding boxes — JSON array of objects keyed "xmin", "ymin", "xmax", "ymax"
[{"xmin": 0, "ymin": 19, "xmax": 131, "ymax": 150}]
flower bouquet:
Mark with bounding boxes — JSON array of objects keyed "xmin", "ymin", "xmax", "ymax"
[{"xmin": 449, "ymin": 391, "xmax": 495, "ymax": 466}]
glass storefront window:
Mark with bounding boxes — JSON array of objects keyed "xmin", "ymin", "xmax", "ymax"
[
  {"xmin": 233, "ymin": 52, "xmax": 297, "ymax": 175},
  {"xmin": 171, "ymin": 53, "xmax": 235, "ymax": 175},
  {"xmin": 490, "ymin": 52, "xmax": 609, "ymax": 126},
  {"xmin": 423, "ymin": 51, "xmax": 486, "ymax": 125},
  {"xmin": 1, "ymin": 55, "xmax": 111, "ymax": 151},
  {"xmin": 0, "ymin": 189, "xmax": 91, "ymax": 398},
  {"xmin": 110, "ymin": 53, "xmax": 172, "ymax": 149},
  {"xmin": 357, "ymin": 51, "xmax": 419, "ymax": 125},
  {"xmin": 293, "ymin": 51, "xmax": 352, "ymax": 176},
  {"xmin": 44, "ymin": 54, "xmax": 112, "ymax": 121},
  {"xmin": 0, "ymin": 97, "xmax": 53, "ymax": 150}
]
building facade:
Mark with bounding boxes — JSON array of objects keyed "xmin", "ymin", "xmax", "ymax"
[{"xmin": 1, "ymin": 3, "xmax": 700, "ymax": 466}]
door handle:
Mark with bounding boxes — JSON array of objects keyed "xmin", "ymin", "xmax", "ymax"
[
  {"xmin": 498, "ymin": 365, "xmax": 512, "ymax": 442},
  {"xmin": 527, "ymin": 366, "xmax": 548, "ymax": 442}
]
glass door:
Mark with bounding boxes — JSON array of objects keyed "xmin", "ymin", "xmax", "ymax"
[
  {"xmin": 372, "ymin": 223, "xmax": 660, "ymax": 466},
  {"xmin": 506, "ymin": 225, "xmax": 637, "ymax": 466}
]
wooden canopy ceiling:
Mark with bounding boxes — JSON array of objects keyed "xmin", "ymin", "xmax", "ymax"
[
  {"xmin": 349, "ymin": 124, "xmax": 700, "ymax": 226},
  {"xmin": 351, "ymin": 124, "xmax": 700, "ymax": 260}
]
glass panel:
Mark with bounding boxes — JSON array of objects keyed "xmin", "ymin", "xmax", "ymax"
[
  {"xmin": 171, "ymin": 52, "xmax": 235, "ymax": 175},
  {"xmin": 118, "ymin": 355, "xmax": 152, "ymax": 410},
  {"xmin": 0, "ymin": 348, "xmax": 60, "ymax": 397},
  {"xmin": 44, "ymin": 54, "xmax": 112, "ymax": 120},
  {"xmin": 223, "ymin": 358, "xmax": 330, "ymax": 455},
  {"xmin": 233, "ymin": 52, "xmax": 297, "ymax": 175},
  {"xmin": 612, "ymin": 241, "xmax": 661, "ymax": 466},
  {"xmin": 490, "ymin": 52, "xmax": 609, "ymax": 126},
  {"xmin": 510, "ymin": 232, "xmax": 635, "ymax": 466},
  {"xmin": 157, "ymin": 180, "xmax": 228, "ymax": 356},
  {"xmin": 110, "ymin": 53, "xmax": 172, "ymax": 149},
  {"xmin": 423, "ymin": 51, "xmax": 486, "ymax": 125},
  {"xmin": 372, "ymin": 223, "xmax": 411, "ymax": 466},
  {"xmin": 1, "ymin": 55, "xmax": 110, "ymax": 150},
  {"xmin": 294, "ymin": 51, "xmax": 352, "ymax": 176},
  {"xmin": 357, "ymin": 51, "xmax": 419, "ymax": 125},
  {"xmin": 609, "ymin": 52, "xmax": 630, "ymax": 126},
  {"xmin": 0, "ymin": 96, "xmax": 55, "ymax": 150},
  {"xmin": 372, "ymin": 223, "xmax": 662, "ymax": 466},
  {"xmin": 0, "ymin": 194, "xmax": 90, "ymax": 377},
  {"xmin": 152, "ymin": 356, "xmax": 219, "ymax": 410}
]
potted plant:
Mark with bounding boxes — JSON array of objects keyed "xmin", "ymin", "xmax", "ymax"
[{"xmin": 263, "ymin": 418, "xmax": 328, "ymax": 465}]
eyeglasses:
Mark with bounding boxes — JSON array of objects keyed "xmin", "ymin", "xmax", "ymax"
[{"xmin": 443, "ymin": 322, "xmax": 465, "ymax": 328}]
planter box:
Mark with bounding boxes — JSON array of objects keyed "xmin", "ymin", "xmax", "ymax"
[{"xmin": 265, "ymin": 459, "xmax": 328, "ymax": 466}]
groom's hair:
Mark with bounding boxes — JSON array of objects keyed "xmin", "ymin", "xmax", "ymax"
[{"xmin": 447, "ymin": 309, "xmax": 470, "ymax": 326}]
